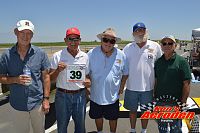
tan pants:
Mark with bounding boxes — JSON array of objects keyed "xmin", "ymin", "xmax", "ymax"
[{"xmin": 9, "ymin": 104, "xmax": 45, "ymax": 133}]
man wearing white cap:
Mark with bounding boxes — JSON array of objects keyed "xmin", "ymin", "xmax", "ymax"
[
  {"xmin": 0, "ymin": 20, "xmax": 50, "ymax": 133},
  {"xmin": 88, "ymin": 28, "xmax": 128, "ymax": 133},
  {"xmin": 154, "ymin": 35, "xmax": 191, "ymax": 132},
  {"xmin": 123, "ymin": 22, "xmax": 162, "ymax": 133}
]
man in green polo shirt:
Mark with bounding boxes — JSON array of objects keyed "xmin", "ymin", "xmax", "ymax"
[{"xmin": 154, "ymin": 35, "xmax": 191, "ymax": 133}]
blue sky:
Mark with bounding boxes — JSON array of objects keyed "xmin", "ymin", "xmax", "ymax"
[{"xmin": 0, "ymin": 0, "xmax": 200, "ymax": 43}]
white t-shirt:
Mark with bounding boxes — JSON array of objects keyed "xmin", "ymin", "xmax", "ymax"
[
  {"xmin": 123, "ymin": 40, "xmax": 162, "ymax": 92},
  {"xmin": 51, "ymin": 48, "xmax": 89, "ymax": 90}
]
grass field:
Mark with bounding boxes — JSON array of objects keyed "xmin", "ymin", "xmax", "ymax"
[
  {"xmin": 0, "ymin": 41, "xmax": 132, "ymax": 48},
  {"xmin": 0, "ymin": 39, "xmax": 192, "ymax": 48}
]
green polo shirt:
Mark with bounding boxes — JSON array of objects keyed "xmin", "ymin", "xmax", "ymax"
[{"xmin": 154, "ymin": 53, "xmax": 191, "ymax": 100}]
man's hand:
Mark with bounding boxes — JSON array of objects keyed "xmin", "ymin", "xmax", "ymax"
[
  {"xmin": 42, "ymin": 99, "xmax": 50, "ymax": 114},
  {"xmin": 57, "ymin": 62, "xmax": 67, "ymax": 72},
  {"xmin": 18, "ymin": 75, "xmax": 32, "ymax": 85},
  {"xmin": 83, "ymin": 78, "xmax": 91, "ymax": 88},
  {"xmin": 50, "ymin": 62, "xmax": 67, "ymax": 82}
]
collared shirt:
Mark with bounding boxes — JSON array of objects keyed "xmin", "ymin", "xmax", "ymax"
[
  {"xmin": 50, "ymin": 48, "xmax": 89, "ymax": 90},
  {"xmin": 154, "ymin": 53, "xmax": 191, "ymax": 100},
  {"xmin": 123, "ymin": 40, "xmax": 162, "ymax": 92},
  {"xmin": 88, "ymin": 46, "xmax": 128, "ymax": 105},
  {"xmin": 0, "ymin": 44, "xmax": 50, "ymax": 111}
]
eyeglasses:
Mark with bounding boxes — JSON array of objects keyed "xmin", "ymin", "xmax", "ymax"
[
  {"xmin": 162, "ymin": 42, "xmax": 174, "ymax": 46},
  {"xmin": 67, "ymin": 37, "xmax": 81, "ymax": 42},
  {"xmin": 102, "ymin": 38, "xmax": 116, "ymax": 44}
]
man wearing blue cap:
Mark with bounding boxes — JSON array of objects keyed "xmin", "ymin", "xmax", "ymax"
[{"xmin": 123, "ymin": 22, "xmax": 162, "ymax": 133}]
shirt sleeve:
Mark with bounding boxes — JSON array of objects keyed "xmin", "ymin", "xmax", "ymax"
[
  {"xmin": 156, "ymin": 43, "xmax": 163, "ymax": 60},
  {"xmin": 0, "ymin": 53, "xmax": 8, "ymax": 75},
  {"xmin": 85, "ymin": 54, "xmax": 89, "ymax": 75},
  {"xmin": 87, "ymin": 49, "xmax": 93, "ymax": 75},
  {"xmin": 180, "ymin": 58, "xmax": 192, "ymax": 81},
  {"xmin": 154, "ymin": 60, "xmax": 158, "ymax": 78},
  {"xmin": 41, "ymin": 52, "xmax": 50, "ymax": 71},
  {"xmin": 122, "ymin": 45, "xmax": 128, "ymax": 56},
  {"xmin": 122, "ymin": 52, "xmax": 129, "ymax": 75},
  {"xmin": 50, "ymin": 53, "xmax": 59, "ymax": 70}
]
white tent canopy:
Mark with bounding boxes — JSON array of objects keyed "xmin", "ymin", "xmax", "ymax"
[{"xmin": 192, "ymin": 28, "xmax": 200, "ymax": 41}]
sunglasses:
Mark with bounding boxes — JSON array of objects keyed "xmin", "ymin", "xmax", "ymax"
[
  {"xmin": 162, "ymin": 42, "xmax": 174, "ymax": 46},
  {"xmin": 67, "ymin": 37, "xmax": 81, "ymax": 42},
  {"xmin": 102, "ymin": 38, "xmax": 116, "ymax": 44}
]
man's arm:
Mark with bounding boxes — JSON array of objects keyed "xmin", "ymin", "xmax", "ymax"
[
  {"xmin": 83, "ymin": 74, "xmax": 91, "ymax": 88},
  {"xmin": 153, "ymin": 78, "xmax": 157, "ymax": 98},
  {"xmin": 42, "ymin": 69, "xmax": 50, "ymax": 114},
  {"xmin": 50, "ymin": 62, "xmax": 66, "ymax": 82},
  {"xmin": 0, "ymin": 75, "xmax": 18, "ymax": 84},
  {"xmin": 118, "ymin": 75, "xmax": 128, "ymax": 95},
  {"xmin": 49, "ymin": 68, "xmax": 60, "ymax": 82},
  {"xmin": 181, "ymin": 80, "xmax": 190, "ymax": 103},
  {"xmin": 42, "ymin": 69, "xmax": 50, "ymax": 98},
  {"xmin": 0, "ymin": 75, "xmax": 31, "ymax": 85}
]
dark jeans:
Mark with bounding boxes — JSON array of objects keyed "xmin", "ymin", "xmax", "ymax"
[
  {"xmin": 157, "ymin": 119, "xmax": 182, "ymax": 133},
  {"xmin": 55, "ymin": 90, "xmax": 86, "ymax": 133},
  {"xmin": 156, "ymin": 102, "xmax": 182, "ymax": 133}
]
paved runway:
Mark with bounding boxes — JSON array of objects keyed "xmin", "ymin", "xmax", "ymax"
[
  {"xmin": 1, "ymin": 86, "xmax": 199, "ymax": 133},
  {"xmin": 47, "ymin": 44, "xmax": 200, "ymax": 133},
  {"xmin": 0, "ymin": 44, "xmax": 199, "ymax": 133},
  {"xmin": 47, "ymin": 83, "xmax": 200, "ymax": 133}
]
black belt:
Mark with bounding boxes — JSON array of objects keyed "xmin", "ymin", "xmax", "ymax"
[{"xmin": 57, "ymin": 88, "xmax": 85, "ymax": 94}]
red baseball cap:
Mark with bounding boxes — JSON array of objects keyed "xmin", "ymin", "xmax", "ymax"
[{"xmin": 66, "ymin": 27, "xmax": 80, "ymax": 37}]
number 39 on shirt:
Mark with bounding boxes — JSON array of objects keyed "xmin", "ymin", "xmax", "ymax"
[{"xmin": 66, "ymin": 64, "xmax": 86, "ymax": 82}]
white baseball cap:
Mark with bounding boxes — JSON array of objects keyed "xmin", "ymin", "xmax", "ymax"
[
  {"xmin": 16, "ymin": 20, "xmax": 34, "ymax": 33},
  {"xmin": 161, "ymin": 35, "xmax": 176, "ymax": 43}
]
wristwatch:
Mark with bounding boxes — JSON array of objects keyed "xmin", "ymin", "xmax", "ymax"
[{"xmin": 43, "ymin": 96, "xmax": 50, "ymax": 100}]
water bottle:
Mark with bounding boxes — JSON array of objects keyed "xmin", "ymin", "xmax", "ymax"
[
  {"xmin": 197, "ymin": 76, "xmax": 200, "ymax": 81},
  {"xmin": 23, "ymin": 65, "xmax": 32, "ymax": 86}
]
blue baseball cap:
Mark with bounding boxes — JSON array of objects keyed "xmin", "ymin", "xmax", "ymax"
[{"xmin": 133, "ymin": 22, "xmax": 146, "ymax": 32}]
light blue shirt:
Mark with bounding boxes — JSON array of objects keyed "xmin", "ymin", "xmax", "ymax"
[{"xmin": 88, "ymin": 46, "xmax": 128, "ymax": 105}]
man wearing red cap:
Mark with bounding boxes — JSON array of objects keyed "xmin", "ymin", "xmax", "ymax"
[{"xmin": 50, "ymin": 27, "xmax": 90, "ymax": 133}]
